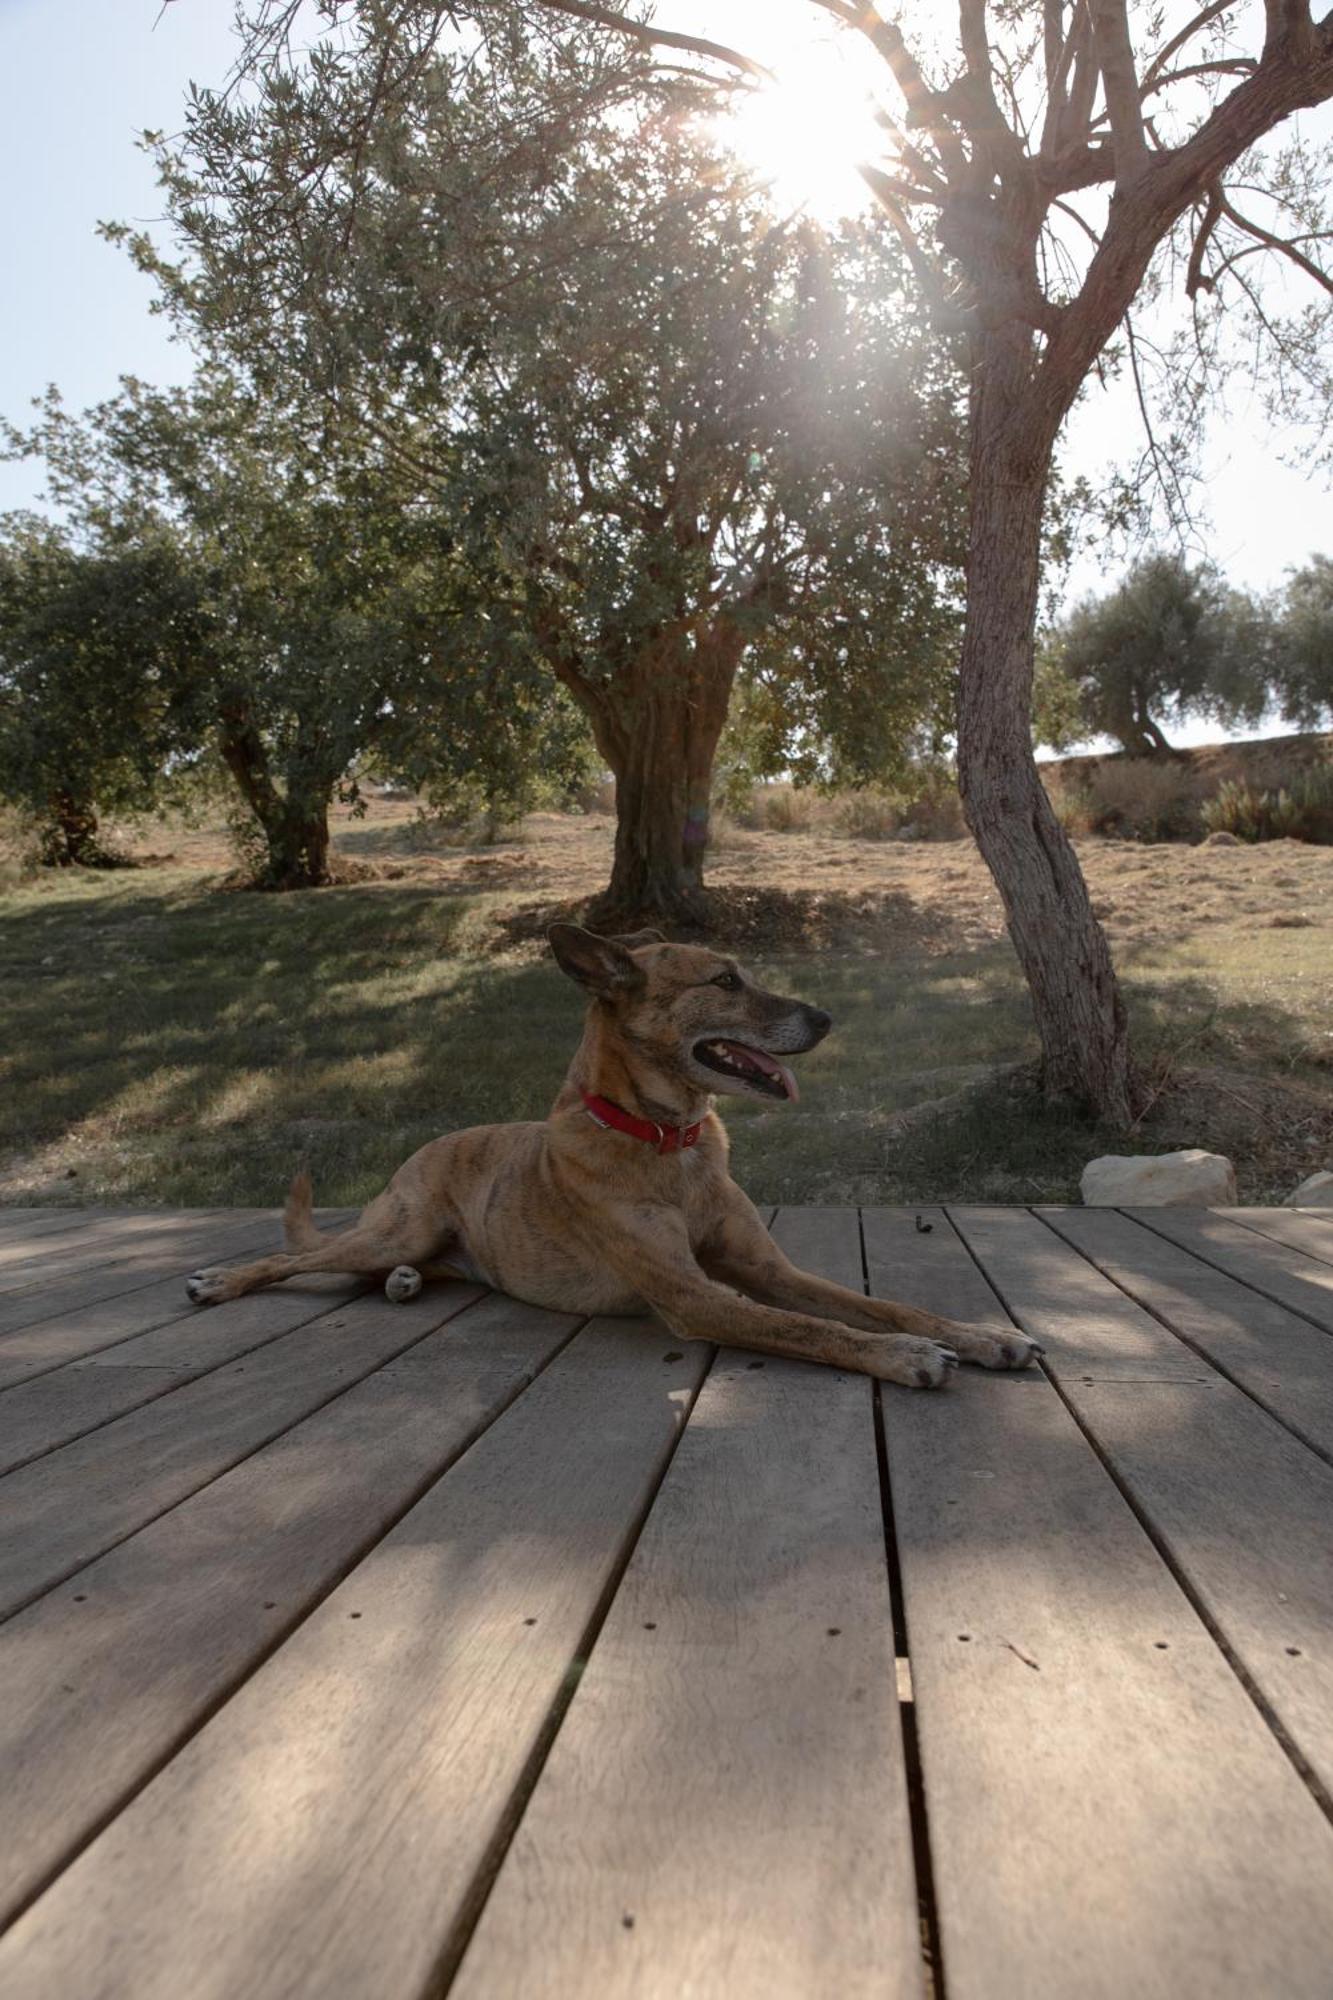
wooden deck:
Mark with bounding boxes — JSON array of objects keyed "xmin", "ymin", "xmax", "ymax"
[{"xmin": 1, "ymin": 1203, "xmax": 1332, "ymax": 1998}]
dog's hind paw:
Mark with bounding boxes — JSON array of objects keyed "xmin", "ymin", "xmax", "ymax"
[
  {"xmin": 385, "ymin": 1264, "xmax": 423, "ymax": 1304},
  {"xmin": 185, "ymin": 1268, "xmax": 230, "ymax": 1306}
]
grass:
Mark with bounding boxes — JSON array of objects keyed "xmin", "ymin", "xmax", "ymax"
[{"xmin": 3, "ymin": 807, "xmax": 1330, "ymax": 1209}]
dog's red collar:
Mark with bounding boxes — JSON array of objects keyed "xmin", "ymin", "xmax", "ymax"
[{"xmin": 579, "ymin": 1088, "xmax": 704, "ymax": 1155}]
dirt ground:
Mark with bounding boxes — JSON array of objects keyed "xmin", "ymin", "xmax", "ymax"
[{"xmin": 113, "ymin": 796, "xmax": 1333, "ymax": 962}]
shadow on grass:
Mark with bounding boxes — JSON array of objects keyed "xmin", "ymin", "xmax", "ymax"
[{"xmin": 1, "ymin": 874, "xmax": 1327, "ymax": 1209}]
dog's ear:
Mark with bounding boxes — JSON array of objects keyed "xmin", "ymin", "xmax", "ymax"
[
  {"xmin": 609, "ymin": 927, "xmax": 665, "ymax": 950},
  {"xmin": 547, "ymin": 923, "xmax": 645, "ymax": 994}
]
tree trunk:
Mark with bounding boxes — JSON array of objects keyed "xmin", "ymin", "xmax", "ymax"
[
  {"xmin": 956, "ymin": 328, "xmax": 1138, "ymax": 1122},
  {"xmin": 40, "ymin": 790, "xmax": 105, "ymax": 868},
  {"xmin": 577, "ymin": 623, "xmax": 743, "ymax": 926},
  {"xmin": 265, "ymin": 793, "xmax": 334, "ymax": 889},
  {"xmin": 218, "ymin": 706, "xmax": 334, "ymax": 890}
]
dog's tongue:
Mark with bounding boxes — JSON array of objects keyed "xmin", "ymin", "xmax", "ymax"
[{"xmin": 717, "ymin": 1041, "xmax": 799, "ymax": 1102}]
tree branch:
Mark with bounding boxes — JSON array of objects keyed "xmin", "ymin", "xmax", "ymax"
[
  {"xmin": 1217, "ymin": 184, "xmax": 1333, "ymax": 294},
  {"xmin": 1138, "ymin": 1, "xmax": 1234, "ymax": 100},
  {"xmin": 1184, "ymin": 182, "xmax": 1224, "ymax": 295},
  {"xmin": 1263, "ymin": 0, "xmax": 1314, "ymax": 60},
  {"xmin": 806, "ymin": 0, "xmax": 968, "ymax": 175},
  {"xmin": 531, "ymin": 0, "xmax": 776, "ymax": 83},
  {"xmin": 1088, "ymin": 0, "xmax": 1149, "ymax": 180}
]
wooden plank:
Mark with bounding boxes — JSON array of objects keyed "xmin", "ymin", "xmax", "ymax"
[
  {"xmin": 1221, "ymin": 1207, "xmax": 1333, "ymax": 1270},
  {"xmin": 0, "ymin": 1209, "xmax": 119, "ymax": 1244},
  {"xmin": 862, "ymin": 1205, "xmax": 1333, "ymax": 2000},
  {"xmin": 453, "ymin": 1206, "xmax": 923, "ymax": 2000},
  {"xmin": 0, "ymin": 1271, "xmax": 389, "ymax": 1477},
  {"xmin": 1038, "ymin": 1206, "xmax": 1333, "ymax": 1460},
  {"xmin": 0, "ymin": 1211, "xmax": 278, "ymax": 1342},
  {"xmin": 1130, "ymin": 1208, "xmax": 1333, "ymax": 1334},
  {"xmin": 950, "ymin": 1211, "xmax": 1333, "ymax": 1838},
  {"xmin": 0, "ymin": 1217, "xmax": 300, "ymax": 1390},
  {"xmin": 946, "ymin": 1205, "xmax": 1209, "ymax": 1381},
  {"xmin": 0, "ymin": 1279, "xmax": 481, "ymax": 1619},
  {"xmin": 0, "ymin": 1319, "xmax": 708, "ymax": 2000},
  {"xmin": 0, "ymin": 1292, "xmax": 577, "ymax": 1930},
  {"xmin": 0, "ymin": 1210, "xmax": 140, "ymax": 1264},
  {"xmin": 0, "ymin": 1210, "xmax": 232, "ymax": 1296}
]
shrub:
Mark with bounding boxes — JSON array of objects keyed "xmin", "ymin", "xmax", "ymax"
[
  {"xmin": 1201, "ymin": 767, "xmax": 1333, "ymax": 843},
  {"xmin": 1084, "ymin": 758, "xmax": 1196, "ymax": 841},
  {"xmin": 1040, "ymin": 766, "xmax": 1095, "ymax": 835},
  {"xmin": 833, "ymin": 777, "xmax": 966, "ymax": 842}
]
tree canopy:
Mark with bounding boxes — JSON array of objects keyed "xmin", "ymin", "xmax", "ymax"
[
  {"xmin": 1039, "ymin": 552, "xmax": 1273, "ymax": 756},
  {"xmin": 115, "ymin": 13, "xmax": 968, "ymax": 915}
]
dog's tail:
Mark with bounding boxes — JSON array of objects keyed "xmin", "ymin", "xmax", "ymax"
[{"xmin": 282, "ymin": 1169, "xmax": 326, "ymax": 1252}]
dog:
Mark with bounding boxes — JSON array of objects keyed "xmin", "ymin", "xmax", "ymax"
[{"xmin": 185, "ymin": 924, "xmax": 1042, "ymax": 1387}]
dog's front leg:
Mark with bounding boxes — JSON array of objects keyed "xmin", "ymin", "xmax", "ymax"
[
  {"xmin": 599, "ymin": 1214, "xmax": 958, "ymax": 1388},
  {"xmin": 699, "ymin": 1194, "xmax": 1043, "ymax": 1372}
]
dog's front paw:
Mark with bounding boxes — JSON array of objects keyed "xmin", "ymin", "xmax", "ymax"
[
  {"xmin": 947, "ymin": 1322, "xmax": 1045, "ymax": 1370},
  {"xmin": 385, "ymin": 1264, "xmax": 423, "ymax": 1304},
  {"xmin": 876, "ymin": 1335, "xmax": 960, "ymax": 1390},
  {"xmin": 185, "ymin": 1268, "xmax": 231, "ymax": 1307}
]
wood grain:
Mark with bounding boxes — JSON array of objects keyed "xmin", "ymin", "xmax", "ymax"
[
  {"xmin": 1038, "ymin": 1205, "xmax": 1333, "ymax": 1458},
  {"xmin": 0, "ymin": 1277, "xmax": 481, "ymax": 1618},
  {"xmin": 957, "ymin": 1209, "xmax": 1333, "ymax": 1806},
  {"xmin": 0, "ymin": 1212, "xmax": 277, "ymax": 1337},
  {"xmin": 0, "ymin": 1219, "xmax": 296, "ymax": 1389},
  {"xmin": 1220, "ymin": 1207, "xmax": 1333, "ymax": 1270},
  {"xmin": 1129, "ymin": 1209, "xmax": 1333, "ymax": 1334},
  {"xmin": 867, "ymin": 1205, "xmax": 1333, "ymax": 2000},
  {"xmin": 0, "ymin": 1319, "xmax": 707, "ymax": 2000},
  {"xmin": 453, "ymin": 1205, "xmax": 922, "ymax": 2000},
  {"xmin": 0, "ymin": 1210, "xmax": 235, "ymax": 1297},
  {"xmin": 0, "ymin": 1292, "xmax": 576, "ymax": 1929}
]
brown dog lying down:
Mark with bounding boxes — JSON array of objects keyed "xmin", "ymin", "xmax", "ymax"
[{"xmin": 186, "ymin": 925, "xmax": 1041, "ymax": 1387}]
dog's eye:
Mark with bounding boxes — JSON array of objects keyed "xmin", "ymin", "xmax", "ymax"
[{"xmin": 711, "ymin": 970, "xmax": 742, "ymax": 992}]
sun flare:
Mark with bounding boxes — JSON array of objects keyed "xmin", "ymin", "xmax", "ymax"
[{"xmin": 712, "ymin": 38, "xmax": 887, "ymax": 222}]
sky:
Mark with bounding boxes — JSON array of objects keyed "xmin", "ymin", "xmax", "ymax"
[{"xmin": 1, "ymin": 0, "xmax": 1326, "ymax": 750}]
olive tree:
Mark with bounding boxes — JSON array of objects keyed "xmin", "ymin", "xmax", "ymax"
[
  {"xmin": 1045, "ymin": 552, "xmax": 1272, "ymax": 754},
  {"xmin": 122, "ymin": 19, "xmax": 965, "ymax": 921},
  {"xmin": 522, "ymin": 0, "xmax": 1333, "ymax": 1116},
  {"xmin": 0, "ymin": 516, "xmax": 206, "ymax": 864}
]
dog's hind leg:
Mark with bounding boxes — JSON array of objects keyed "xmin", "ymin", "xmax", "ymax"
[
  {"xmin": 384, "ymin": 1257, "xmax": 473, "ymax": 1304},
  {"xmin": 186, "ymin": 1222, "xmax": 446, "ymax": 1307}
]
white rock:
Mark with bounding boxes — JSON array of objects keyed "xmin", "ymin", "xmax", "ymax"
[
  {"xmin": 1080, "ymin": 1149, "xmax": 1237, "ymax": 1207},
  {"xmin": 1285, "ymin": 1171, "xmax": 1333, "ymax": 1209}
]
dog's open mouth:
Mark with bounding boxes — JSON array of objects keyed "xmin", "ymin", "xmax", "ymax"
[{"xmin": 693, "ymin": 1039, "xmax": 799, "ymax": 1101}]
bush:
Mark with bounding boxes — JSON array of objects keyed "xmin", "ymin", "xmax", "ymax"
[
  {"xmin": 1201, "ymin": 767, "xmax": 1333, "ymax": 843},
  {"xmin": 1040, "ymin": 766, "xmax": 1095, "ymax": 835},
  {"xmin": 833, "ymin": 778, "xmax": 965, "ymax": 842}
]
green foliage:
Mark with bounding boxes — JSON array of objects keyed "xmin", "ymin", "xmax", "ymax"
[
  {"xmin": 1274, "ymin": 555, "xmax": 1333, "ymax": 727},
  {"xmin": 8, "ymin": 371, "xmax": 563, "ymax": 888},
  {"xmin": 1047, "ymin": 553, "xmax": 1273, "ymax": 756},
  {"xmin": 120, "ymin": 13, "xmax": 966, "ymax": 904},
  {"xmin": 0, "ymin": 517, "xmax": 208, "ymax": 864}
]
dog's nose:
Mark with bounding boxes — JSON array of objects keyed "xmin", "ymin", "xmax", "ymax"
[{"xmin": 805, "ymin": 1007, "xmax": 833, "ymax": 1043}]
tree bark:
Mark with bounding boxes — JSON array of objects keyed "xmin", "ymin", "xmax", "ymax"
[
  {"xmin": 575, "ymin": 622, "xmax": 744, "ymax": 925},
  {"xmin": 218, "ymin": 705, "xmax": 335, "ymax": 890},
  {"xmin": 40, "ymin": 790, "xmax": 105, "ymax": 868},
  {"xmin": 956, "ymin": 325, "xmax": 1138, "ymax": 1122}
]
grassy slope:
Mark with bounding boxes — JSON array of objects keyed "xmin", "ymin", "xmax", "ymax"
[{"xmin": 3, "ymin": 809, "xmax": 1329, "ymax": 1210}]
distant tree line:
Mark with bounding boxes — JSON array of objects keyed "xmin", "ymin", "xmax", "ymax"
[{"xmin": 1035, "ymin": 552, "xmax": 1333, "ymax": 759}]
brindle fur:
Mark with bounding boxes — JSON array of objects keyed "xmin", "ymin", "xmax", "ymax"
[{"xmin": 185, "ymin": 926, "xmax": 1042, "ymax": 1387}]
